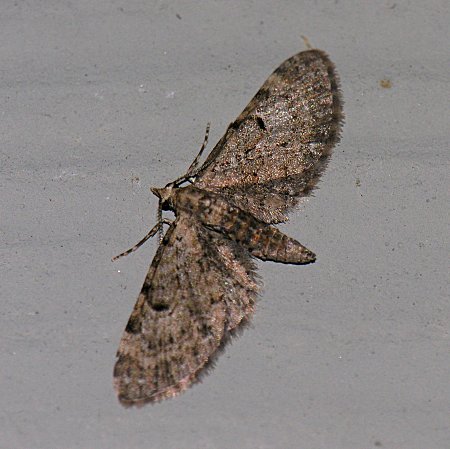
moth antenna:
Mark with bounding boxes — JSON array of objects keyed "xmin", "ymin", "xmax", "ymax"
[
  {"xmin": 157, "ymin": 199, "xmax": 164, "ymax": 242},
  {"xmin": 301, "ymin": 35, "xmax": 313, "ymax": 50},
  {"xmin": 172, "ymin": 123, "xmax": 211, "ymax": 187},
  {"xmin": 186, "ymin": 122, "xmax": 210, "ymax": 177},
  {"xmin": 112, "ymin": 207, "xmax": 172, "ymax": 261},
  {"xmin": 112, "ymin": 222, "xmax": 161, "ymax": 261}
]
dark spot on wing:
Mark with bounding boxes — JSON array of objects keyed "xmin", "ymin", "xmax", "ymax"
[
  {"xmin": 256, "ymin": 116, "xmax": 266, "ymax": 130},
  {"xmin": 151, "ymin": 302, "xmax": 170, "ymax": 312},
  {"xmin": 125, "ymin": 315, "xmax": 142, "ymax": 334}
]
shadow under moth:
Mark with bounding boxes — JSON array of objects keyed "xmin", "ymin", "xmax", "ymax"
[{"xmin": 113, "ymin": 48, "xmax": 343, "ymax": 406}]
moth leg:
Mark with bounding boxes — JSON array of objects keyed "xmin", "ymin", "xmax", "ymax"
[{"xmin": 112, "ymin": 218, "xmax": 172, "ymax": 261}]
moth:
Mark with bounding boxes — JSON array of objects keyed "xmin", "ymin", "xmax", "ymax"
[{"xmin": 113, "ymin": 49, "xmax": 343, "ymax": 406}]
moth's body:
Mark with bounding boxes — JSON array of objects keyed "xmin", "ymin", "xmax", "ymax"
[
  {"xmin": 114, "ymin": 49, "xmax": 343, "ymax": 406},
  {"xmin": 156, "ymin": 184, "xmax": 316, "ymax": 265}
]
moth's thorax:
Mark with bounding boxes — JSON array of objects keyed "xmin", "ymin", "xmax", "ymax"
[
  {"xmin": 173, "ymin": 186, "xmax": 215, "ymax": 215},
  {"xmin": 174, "ymin": 186, "xmax": 248, "ymax": 231}
]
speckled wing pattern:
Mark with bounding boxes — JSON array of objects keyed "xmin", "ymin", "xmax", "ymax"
[
  {"xmin": 114, "ymin": 49, "xmax": 343, "ymax": 406},
  {"xmin": 195, "ymin": 49, "xmax": 342, "ymax": 223},
  {"xmin": 114, "ymin": 213, "xmax": 258, "ymax": 405}
]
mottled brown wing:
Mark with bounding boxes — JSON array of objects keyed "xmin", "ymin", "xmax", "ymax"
[
  {"xmin": 194, "ymin": 49, "xmax": 343, "ymax": 223},
  {"xmin": 113, "ymin": 214, "xmax": 258, "ymax": 406}
]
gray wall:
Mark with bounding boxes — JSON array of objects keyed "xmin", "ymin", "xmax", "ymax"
[{"xmin": 1, "ymin": 1, "xmax": 449, "ymax": 448}]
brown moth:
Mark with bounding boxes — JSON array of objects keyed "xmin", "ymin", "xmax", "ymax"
[{"xmin": 113, "ymin": 49, "xmax": 343, "ymax": 406}]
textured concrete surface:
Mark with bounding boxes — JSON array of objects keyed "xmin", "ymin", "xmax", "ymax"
[{"xmin": 1, "ymin": 1, "xmax": 449, "ymax": 448}]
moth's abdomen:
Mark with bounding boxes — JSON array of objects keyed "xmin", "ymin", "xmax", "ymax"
[
  {"xmin": 245, "ymin": 225, "xmax": 316, "ymax": 265},
  {"xmin": 176, "ymin": 186, "xmax": 315, "ymax": 265}
]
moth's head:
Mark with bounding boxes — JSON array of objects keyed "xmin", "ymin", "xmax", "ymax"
[{"xmin": 151, "ymin": 183, "xmax": 175, "ymax": 210}]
